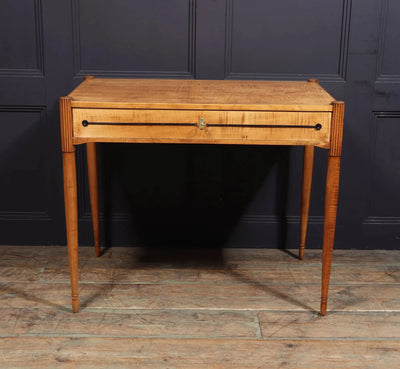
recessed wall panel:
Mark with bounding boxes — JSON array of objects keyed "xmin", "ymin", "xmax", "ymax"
[
  {"xmin": 367, "ymin": 114, "xmax": 400, "ymax": 218},
  {"xmin": 228, "ymin": 0, "xmax": 348, "ymax": 78},
  {"xmin": 0, "ymin": 107, "xmax": 48, "ymax": 216},
  {"xmin": 74, "ymin": 0, "xmax": 194, "ymax": 76},
  {"xmin": 378, "ymin": 0, "xmax": 400, "ymax": 78},
  {"xmin": 0, "ymin": 0, "xmax": 43, "ymax": 74}
]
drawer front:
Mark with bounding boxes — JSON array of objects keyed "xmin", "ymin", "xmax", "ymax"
[{"xmin": 73, "ymin": 109, "xmax": 331, "ymax": 146}]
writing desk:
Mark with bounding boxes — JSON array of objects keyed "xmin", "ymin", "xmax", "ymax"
[{"xmin": 60, "ymin": 77, "xmax": 344, "ymax": 315}]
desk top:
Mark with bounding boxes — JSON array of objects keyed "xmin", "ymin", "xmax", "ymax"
[{"xmin": 68, "ymin": 78, "xmax": 335, "ymax": 112}]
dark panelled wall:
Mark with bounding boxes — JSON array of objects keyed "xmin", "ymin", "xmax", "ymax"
[{"xmin": 0, "ymin": 0, "xmax": 399, "ymax": 249}]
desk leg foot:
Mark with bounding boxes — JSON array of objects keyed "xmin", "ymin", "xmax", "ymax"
[
  {"xmin": 87, "ymin": 143, "xmax": 101, "ymax": 257},
  {"xmin": 320, "ymin": 298, "xmax": 328, "ymax": 316},
  {"xmin": 72, "ymin": 296, "xmax": 79, "ymax": 313},
  {"xmin": 63, "ymin": 151, "xmax": 79, "ymax": 313},
  {"xmin": 300, "ymin": 146, "xmax": 314, "ymax": 260},
  {"xmin": 321, "ymin": 155, "xmax": 341, "ymax": 316}
]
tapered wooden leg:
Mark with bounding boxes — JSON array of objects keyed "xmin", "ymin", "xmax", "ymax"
[
  {"xmin": 320, "ymin": 155, "xmax": 341, "ymax": 316},
  {"xmin": 87, "ymin": 143, "xmax": 101, "ymax": 257},
  {"xmin": 62, "ymin": 152, "xmax": 79, "ymax": 313},
  {"xmin": 299, "ymin": 146, "xmax": 314, "ymax": 260}
]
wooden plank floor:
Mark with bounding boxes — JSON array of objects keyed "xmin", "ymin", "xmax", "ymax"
[{"xmin": 0, "ymin": 246, "xmax": 399, "ymax": 368}]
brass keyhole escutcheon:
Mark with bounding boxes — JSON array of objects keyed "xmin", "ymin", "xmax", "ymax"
[{"xmin": 199, "ymin": 117, "xmax": 205, "ymax": 130}]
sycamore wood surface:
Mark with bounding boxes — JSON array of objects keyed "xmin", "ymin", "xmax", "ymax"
[{"xmin": 68, "ymin": 78, "xmax": 335, "ymax": 111}]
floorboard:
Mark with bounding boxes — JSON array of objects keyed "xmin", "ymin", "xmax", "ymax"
[{"xmin": 0, "ymin": 246, "xmax": 399, "ymax": 367}]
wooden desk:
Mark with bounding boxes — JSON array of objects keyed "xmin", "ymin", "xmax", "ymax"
[{"xmin": 60, "ymin": 77, "xmax": 344, "ymax": 315}]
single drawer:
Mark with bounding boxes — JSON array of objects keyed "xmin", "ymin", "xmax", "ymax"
[{"xmin": 72, "ymin": 108, "xmax": 331, "ymax": 147}]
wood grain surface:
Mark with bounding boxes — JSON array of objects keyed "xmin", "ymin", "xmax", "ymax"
[
  {"xmin": 72, "ymin": 109, "xmax": 331, "ymax": 147},
  {"xmin": 68, "ymin": 78, "xmax": 335, "ymax": 111}
]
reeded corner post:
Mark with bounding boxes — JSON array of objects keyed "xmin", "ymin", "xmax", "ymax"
[
  {"xmin": 59, "ymin": 96, "xmax": 79, "ymax": 313},
  {"xmin": 59, "ymin": 96, "xmax": 73, "ymax": 154},
  {"xmin": 320, "ymin": 100, "xmax": 345, "ymax": 316}
]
